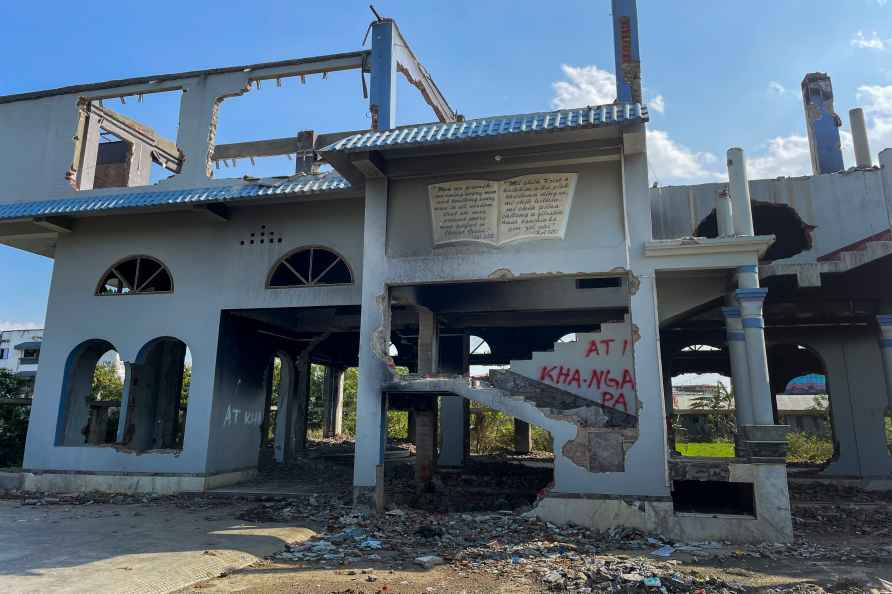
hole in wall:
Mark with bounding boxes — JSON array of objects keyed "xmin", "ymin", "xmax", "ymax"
[{"xmin": 672, "ymin": 480, "xmax": 755, "ymax": 516}]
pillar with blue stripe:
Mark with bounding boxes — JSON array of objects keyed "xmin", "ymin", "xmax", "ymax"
[
  {"xmin": 735, "ymin": 287, "xmax": 775, "ymax": 426},
  {"xmin": 878, "ymin": 315, "xmax": 892, "ymax": 412},
  {"xmin": 722, "ymin": 306, "xmax": 754, "ymax": 431}
]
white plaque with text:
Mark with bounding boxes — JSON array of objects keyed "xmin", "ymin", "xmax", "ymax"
[{"xmin": 428, "ymin": 173, "xmax": 577, "ymax": 247}]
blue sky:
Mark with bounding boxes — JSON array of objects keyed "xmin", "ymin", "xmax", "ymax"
[{"xmin": 2, "ymin": 0, "xmax": 892, "ymax": 329}]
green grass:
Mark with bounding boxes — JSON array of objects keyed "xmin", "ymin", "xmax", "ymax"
[{"xmin": 676, "ymin": 442, "xmax": 735, "ymax": 458}]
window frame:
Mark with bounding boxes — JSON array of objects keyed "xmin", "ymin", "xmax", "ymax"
[
  {"xmin": 266, "ymin": 245, "xmax": 354, "ymax": 289},
  {"xmin": 95, "ymin": 255, "xmax": 174, "ymax": 297}
]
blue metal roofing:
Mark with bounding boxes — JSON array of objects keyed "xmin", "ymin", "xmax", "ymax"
[
  {"xmin": 0, "ymin": 172, "xmax": 351, "ymax": 222},
  {"xmin": 322, "ymin": 104, "xmax": 648, "ymax": 152}
]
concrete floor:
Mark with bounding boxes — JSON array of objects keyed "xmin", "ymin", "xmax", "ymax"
[{"xmin": 0, "ymin": 500, "xmax": 312, "ymax": 594}]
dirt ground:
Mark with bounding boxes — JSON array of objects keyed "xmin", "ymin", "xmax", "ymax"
[
  {"xmin": 175, "ymin": 451, "xmax": 892, "ymax": 594},
  {"xmin": 4, "ymin": 446, "xmax": 892, "ymax": 593}
]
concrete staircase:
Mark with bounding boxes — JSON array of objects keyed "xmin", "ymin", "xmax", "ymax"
[
  {"xmin": 385, "ymin": 318, "xmax": 638, "ymax": 473},
  {"xmin": 760, "ymin": 229, "xmax": 892, "ymax": 287}
]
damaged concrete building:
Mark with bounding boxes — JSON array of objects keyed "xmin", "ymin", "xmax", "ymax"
[{"xmin": 1, "ymin": 0, "xmax": 890, "ymax": 544}]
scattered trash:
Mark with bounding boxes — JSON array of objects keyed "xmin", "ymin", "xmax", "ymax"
[
  {"xmin": 414, "ymin": 555, "xmax": 445, "ymax": 569},
  {"xmin": 651, "ymin": 545, "xmax": 675, "ymax": 557}
]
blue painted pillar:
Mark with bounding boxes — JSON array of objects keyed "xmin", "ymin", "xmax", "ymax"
[
  {"xmin": 801, "ymin": 73, "xmax": 845, "ymax": 175},
  {"xmin": 612, "ymin": 0, "xmax": 641, "ymax": 104},
  {"xmin": 878, "ymin": 315, "xmax": 892, "ymax": 411},
  {"xmin": 369, "ymin": 20, "xmax": 398, "ymax": 130},
  {"xmin": 736, "ymin": 288, "xmax": 775, "ymax": 426}
]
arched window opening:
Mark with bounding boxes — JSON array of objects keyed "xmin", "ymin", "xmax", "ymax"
[
  {"xmin": 469, "ymin": 335, "xmax": 491, "ymax": 355},
  {"xmin": 267, "ymin": 246, "xmax": 352, "ymax": 288},
  {"xmin": 769, "ymin": 344, "xmax": 835, "ymax": 466},
  {"xmin": 97, "ymin": 256, "xmax": 173, "ymax": 295},
  {"xmin": 557, "ymin": 333, "xmax": 577, "ymax": 343},
  {"xmin": 120, "ymin": 337, "xmax": 191, "ymax": 452},
  {"xmin": 58, "ymin": 340, "xmax": 124, "ymax": 446}
]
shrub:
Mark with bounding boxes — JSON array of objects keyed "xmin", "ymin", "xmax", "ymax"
[{"xmin": 786, "ymin": 431, "xmax": 834, "ymax": 463}]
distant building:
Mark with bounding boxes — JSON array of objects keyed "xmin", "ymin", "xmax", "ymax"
[{"xmin": 0, "ymin": 328, "xmax": 43, "ymax": 396}]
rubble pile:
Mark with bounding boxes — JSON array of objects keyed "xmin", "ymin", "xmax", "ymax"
[
  {"xmin": 266, "ymin": 504, "xmax": 745, "ymax": 592},
  {"xmin": 386, "ymin": 459, "xmax": 552, "ymax": 512}
]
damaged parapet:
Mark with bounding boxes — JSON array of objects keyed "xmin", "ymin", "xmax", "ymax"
[{"xmin": 802, "ymin": 73, "xmax": 845, "ymax": 175}]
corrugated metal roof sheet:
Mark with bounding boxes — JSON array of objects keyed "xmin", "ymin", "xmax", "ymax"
[
  {"xmin": 0, "ymin": 172, "xmax": 351, "ymax": 222},
  {"xmin": 321, "ymin": 104, "xmax": 647, "ymax": 152}
]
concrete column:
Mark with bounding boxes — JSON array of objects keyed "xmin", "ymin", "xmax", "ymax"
[
  {"xmin": 273, "ymin": 356, "xmax": 296, "ymax": 463},
  {"xmin": 513, "ymin": 419, "xmax": 532, "ymax": 454},
  {"xmin": 850, "ymin": 108, "xmax": 872, "ymax": 168},
  {"xmin": 736, "ymin": 288, "xmax": 775, "ymax": 425},
  {"xmin": 722, "ymin": 306, "xmax": 753, "ymax": 428},
  {"xmin": 438, "ymin": 395, "xmax": 468, "ymax": 466},
  {"xmin": 322, "ymin": 366, "xmax": 345, "ymax": 438},
  {"xmin": 407, "ymin": 409, "xmax": 416, "ymax": 443},
  {"xmin": 416, "ymin": 307, "xmax": 439, "ymax": 375},
  {"xmin": 291, "ymin": 355, "xmax": 311, "ymax": 453},
  {"xmin": 727, "ymin": 148, "xmax": 755, "ymax": 237},
  {"xmin": 86, "ymin": 406, "xmax": 109, "ymax": 445},
  {"xmin": 414, "ymin": 404, "xmax": 437, "ymax": 483},
  {"xmin": 352, "ymin": 178, "xmax": 391, "ymax": 504},
  {"xmin": 716, "ymin": 189, "xmax": 734, "ymax": 237},
  {"xmin": 878, "ymin": 315, "xmax": 892, "ymax": 411},
  {"xmin": 437, "ymin": 333, "xmax": 468, "ymax": 466},
  {"xmin": 369, "ymin": 20, "xmax": 398, "ymax": 130}
]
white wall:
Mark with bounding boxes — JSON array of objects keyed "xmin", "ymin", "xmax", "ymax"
[
  {"xmin": 23, "ymin": 195, "xmax": 364, "ymax": 475},
  {"xmin": 651, "ymin": 166, "xmax": 892, "ymax": 264}
]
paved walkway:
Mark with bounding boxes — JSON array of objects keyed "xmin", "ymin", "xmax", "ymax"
[{"xmin": 0, "ymin": 500, "xmax": 312, "ymax": 594}]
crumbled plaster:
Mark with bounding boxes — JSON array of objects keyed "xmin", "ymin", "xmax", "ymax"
[{"xmin": 489, "ymin": 370, "xmax": 637, "ymax": 473}]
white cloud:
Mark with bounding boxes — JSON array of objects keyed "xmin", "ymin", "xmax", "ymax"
[
  {"xmin": 851, "ymin": 30, "xmax": 888, "ymax": 50},
  {"xmin": 0, "ymin": 320, "xmax": 42, "ymax": 331},
  {"xmin": 648, "ymin": 94, "xmax": 665, "ymax": 114},
  {"xmin": 857, "ymin": 84, "xmax": 892, "ymax": 158},
  {"xmin": 747, "ymin": 135, "xmax": 812, "ymax": 179},
  {"xmin": 551, "ymin": 65, "xmax": 723, "ymax": 184},
  {"xmin": 768, "ymin": 81, "xmax": 795, "ymax": 98},
  {"xmin": 551, "ymin": 64, "xmax": 617, "ymax": 109},
  {"xmin": 646, "ymin": 129, "xmax": 723, "ymax": 184}
]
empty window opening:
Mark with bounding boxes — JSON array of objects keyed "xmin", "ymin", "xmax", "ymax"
[
  {"xmin": 70, "ymin": 89, "xmax": 184, "ymax": 190},
  {"xmin": 557, "ymin": 333, "xmax": 577, "ymax": 343},
  {"xmin": 120, "ymin": 338, "xmax": 191, "ymax": 452},
  {"xmin": 212, "ymin": 70, "xmax": 369, "ymax": 179},
  {"xmin": 469, "ymin": 336, "xmax": 491, "ymax": 356},
  {"xmin": 672, "ymin": 480, "xmax": 755, "ymax": 516},
  {"xmin": 576, "ymin": 277, "xmax": 622, "ymax": 290},
  {"xmin": 97, "ymin": 256, "xmax": 173, "ymax": 296},
  {"xmin": 260, "ymin": 355, "xmax": 285, "ymax": 452},
  {"xmin": 267, "ymin": 247, "xmax": 353, "ymax": 288},
  {"xmin": 769, "ymin": 344, "xmax": 835, "ymax": 466},
  {"xmin": 57, "ymin": 340, "xmax": 124, "ymax": 446},
  {"xmin": 671, "ymin": 375, "xmax": 735, "ymax": 458}
]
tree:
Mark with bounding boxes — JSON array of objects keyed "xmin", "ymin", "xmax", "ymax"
[
  {"xmin": 0, "ymin": 369, "xmax": 24, "ymax": 399},
  {"xmin": 90, "ymin": 362, "xmax": 124, "ymax": 401},
  {"xmin": 0, "ymin": 370, "xmax": 29, "ymax": 467},
  {"xmin": 690, "ymin": 382, "xmax": 736, "ymax": 441}
]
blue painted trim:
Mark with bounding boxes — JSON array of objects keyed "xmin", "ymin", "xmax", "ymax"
[
  {"xmin": 726, "ymin": 330, "xmax": 745, "ymax": 342},
  {"xmin": 735, "ymin": 287, "xmax": 768, "ymax": 301},
  {"xmin": 881, "ymin": 338, "xmax": 892, "ymax": 349},
  {"xmin": 721, "ymin": 306, "xmax": 741, "ymax": 318},
  {"xmin": 742, "ymin": 317, "xmax": 764, "ymax": 329},
  {"xmin": 737, "ymin": 265, "xmax": 758, "ymax": 274},
  {"xmin": 878, "ymin": 315, "xmax": 892, "ymax": 327}
]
